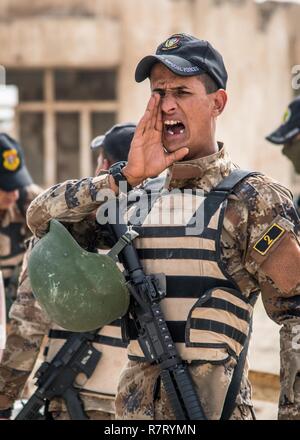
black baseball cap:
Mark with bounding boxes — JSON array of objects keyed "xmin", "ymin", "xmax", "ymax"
[
  {"xmin": 90, "ymin": 123, "xmax": 136, "ymax": 162},
  {"xmin": 0, "ymin": 133, "xmax": 33, "ymax": 191},
  {"xmin": 135, "ymin": 33, "xmax": 228, "ymax": 89},
  {"xmin": 266, "ymin": 96, "xmax": 300, "ymax": 145}
]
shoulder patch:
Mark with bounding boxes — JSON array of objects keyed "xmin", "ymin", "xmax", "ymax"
[{"xmin": 253, "ymin": 223, "xmax": 285, "ymax": 256}]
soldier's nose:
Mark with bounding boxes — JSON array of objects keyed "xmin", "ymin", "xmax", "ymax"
[{"xmin": 161, "ymin": 94, "xmax": 177, "ymax": 114}]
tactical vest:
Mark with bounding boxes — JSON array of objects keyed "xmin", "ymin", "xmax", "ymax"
[
  {"xmin": 44, "ymin": 170, "xmax": 259, "ymax": 398},
  {"xmin": 125, "ymin": 170, "xmax": 259, "ymax": 364}
]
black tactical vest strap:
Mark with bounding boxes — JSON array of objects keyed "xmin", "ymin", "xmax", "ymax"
[
  {"xmin": 48, "ymin": 329, "xmax": 128, "ymax": 348},
  {"xmin": 213, "ymin": 170, "xmax": 259, "ymax": 192},
  {"xmin": 221, "ymin": 318, "xmax": 253, "ymax": 420},
  {"xmin": 187, "ymin": 170, "xmax": 259, "ymax": 231}
]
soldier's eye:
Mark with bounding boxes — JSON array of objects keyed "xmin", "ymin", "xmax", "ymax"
[{"xmin": 177, "ymin": 90, "xmax": 189, "ymax": 96}]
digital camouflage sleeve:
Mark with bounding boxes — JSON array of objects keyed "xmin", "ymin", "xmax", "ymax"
[
  {"xmin": 224, "ymin": 174, "xmax": 300, "ymax": 420},
  {"xmin": 27, "ymin": 175, "xmax": 114, "ymax": 238}
]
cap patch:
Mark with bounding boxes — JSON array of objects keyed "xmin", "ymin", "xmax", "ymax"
[
  {"xmin": 282, "ymin": 108, "xmax": 291, "ymax": 124},
  {"xmin": 161, "ymin": 36, "xmax": 182, "ymax": 51},
  {"xmin": 253, "ymin": 223, "xmax": 285, "ymax": 256},
  {"xmin": 2, "ymin": 149, "xmax": 20, "ymax": 171}
]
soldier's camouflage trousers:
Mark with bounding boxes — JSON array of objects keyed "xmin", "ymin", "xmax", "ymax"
[{"xmin": 115, "ymin": 360, "xmax": 256, "ymax": 420}]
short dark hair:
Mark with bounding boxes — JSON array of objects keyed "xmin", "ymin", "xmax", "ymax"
[{"xmin": 198, "ymin": 73, "xmax": 219, "ymax": 94}]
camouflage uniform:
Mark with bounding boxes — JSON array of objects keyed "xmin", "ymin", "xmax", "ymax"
[
  {"xmin": 0, "ymin": 184, "xmax": 44, "ymax": 412},
  {"xmin": 21, "ymin": 146, "xmax": 300, "ymax": 420},
  {"xmin": 0, "ymin": 238, "xmax": 51, "ymax": 411}
]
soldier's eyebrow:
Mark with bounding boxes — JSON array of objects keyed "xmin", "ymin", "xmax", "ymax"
[{"xmin": 152, "ymin": 86, "xmax": 191, "ymax": 93}]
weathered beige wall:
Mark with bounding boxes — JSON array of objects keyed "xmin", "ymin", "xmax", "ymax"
[
  {"xmin": 0, "ymin": 17, "xmax": 120, "ymax": 67},
  {"xmin": 0, "ymin": 0, "xmax": 121, "ymax": 67},
  {"xmin": 0, "ymin": 0, "xmax": 299, "ymax": 190},
  {"xmin": 117, "ymin": 0, "xmax": 173, "ymax": 122},
  {"xmin": 0, "ymin": 0, "xmax": 119, "ymax": 18}
]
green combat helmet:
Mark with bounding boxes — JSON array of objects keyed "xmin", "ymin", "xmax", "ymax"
[{"xmin": 28, "ymin": 219, "xmax": 130, "ymax": 332}]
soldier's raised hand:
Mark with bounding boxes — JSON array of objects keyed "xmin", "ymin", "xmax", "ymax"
[{"xmin": 122, "ymin": 94, "xmax": 189, "ymax": 187}]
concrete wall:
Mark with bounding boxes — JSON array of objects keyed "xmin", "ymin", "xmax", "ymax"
[{"xmin": 0, "ymin": 0, "xmax": 299, "ymax": 190}]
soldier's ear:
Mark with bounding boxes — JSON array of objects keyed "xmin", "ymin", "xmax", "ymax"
[
  {"xmin": 211, "ymin": 89, "xmax": 227, "ymax": 117},
  {"xmin": 102, "ymin": 158, "xmax": 110, "ymax": 170}
]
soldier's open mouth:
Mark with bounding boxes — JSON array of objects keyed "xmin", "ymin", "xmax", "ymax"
[{"xmin": 164, "ymin": 120, "xmax": 186, "ymax": 136}]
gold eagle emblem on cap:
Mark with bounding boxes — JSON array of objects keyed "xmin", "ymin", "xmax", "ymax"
[
  {"xmin": 3, "ymin": 149, "xmax": 20, "ymax": 171},
  {"xmin": 162, "ymin": 36, "xmax": 181, "ymax": 51}
]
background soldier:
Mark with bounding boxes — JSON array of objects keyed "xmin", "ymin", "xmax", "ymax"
[
  {"xmin": 266, "ymin": 96, "xmax": 300, "ymax": 212},
  {"xmin": 0, "ymin": 133, "xmax": 42, "ymax": 318},
  {"xmin": 91, "ymin": 123, "xmax": 136, "ymax": 175},
  {"xmin": 26, "ymin": 34, "xmax": 300, "ymax": 420},
  {"xmin": 0, "ymin": 133, "xmax": 42, "ymax": 419},
  {"xmin": 0, "ymin": 123, "xmax": 135, "ymax": 420}
]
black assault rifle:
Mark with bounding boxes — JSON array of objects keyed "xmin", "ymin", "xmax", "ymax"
[
  {"xmin": 15, "ymin": 330, "xmax": 101, "ymax": 420},
  {"xmin": 110, "ymin": 218, "xmax": 206, "ymax": 420}
]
